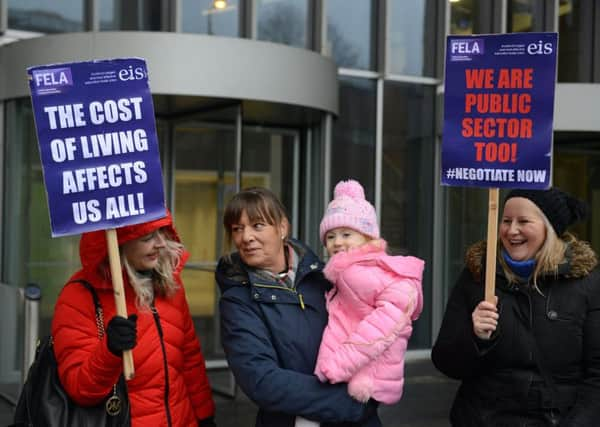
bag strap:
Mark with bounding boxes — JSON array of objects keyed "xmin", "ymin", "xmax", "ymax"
[{"xmin": 67, "ymin": 279, "xmax": 106, "ymax": 339}]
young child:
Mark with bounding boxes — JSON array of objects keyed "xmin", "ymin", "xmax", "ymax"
[{"xmin": 314, "ymin": 179, "xmax": 425, "ymax": 405}]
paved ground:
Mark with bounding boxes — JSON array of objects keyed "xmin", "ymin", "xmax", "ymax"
[{"xmin": 0, "ymin": 358, "xmax": 459, "ymax": 426}]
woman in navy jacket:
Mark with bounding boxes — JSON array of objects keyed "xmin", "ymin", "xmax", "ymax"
[{"xmin": 215, "ymin": 187, "xmax": 380, "ymax": 427}]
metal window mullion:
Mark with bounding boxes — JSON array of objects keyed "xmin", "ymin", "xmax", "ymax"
[
  {"xmin": 0, "ymin": 102, "xmax": 4, "ymax": 277},
  {"xmin": 243, "ymin": 0, "xmax": 256, "ymax": 39},
  {"xmin": 309, "ymin": 0, "xmax": 323, "ymax": 51},
  {"xmin": 323, "ymin": 113, "xmax": 332, "ymax": 210},
  {"xmin": 592, "ymin": 2, "xmax": 600, "ymax": 83},
  {"xmin": 235, "ymin": 103, "xmax": 242, "ymax": 192},
  {"xmin": 168, "ymin": 0, "xmax": 181, "ymax": 32},
  {"xmin": 498, "ymin": 0, "xmax": 507, "ymax": 33},
  {"xmin": 320, "ymin": 0, "xmax": 328, "ymax": 55},
  {"xmin": 374, "ymin": 78, "xmax": 383, "ymax": 225},
  {"xmin": 304, "ymin": 128, "xmax": 313, "ymax": 242},
  {"xmin": 85, "ymin": 0, "xmax": 98, "ymax": 31},
  {"xmin": 292, "ymin": 133, "xmax": 300, "ymax": 237},
  {"xmin": 431, "ymin": 93, "xmax": 445, "ymax": 343},
  {"xmin": 377, "ymin": 0, "xmax": 387, "ymax": 74},
  {"xmin": 0, "ymin": 0, "xmax": 6, "ymax": 34},
  {"xmin": 167, "ymin": 121, "xmax": 176, "ymax": 214},
  {"xmin": 550, "ymin": 0, "xmax": 559, "ymax": 32}
]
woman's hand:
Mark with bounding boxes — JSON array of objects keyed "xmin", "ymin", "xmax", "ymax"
[
  {"xmin": 472, "ymin": 297, "xmax": 498, "ymax": 340},
  {"xmin": 106, "ymin": 314, "xmax": 138, "ymax": 356}
]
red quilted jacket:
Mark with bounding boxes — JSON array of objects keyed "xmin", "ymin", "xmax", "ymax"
[{"xmin": 51, "ymin": 213, "xmax": 215, "ymax": 426}]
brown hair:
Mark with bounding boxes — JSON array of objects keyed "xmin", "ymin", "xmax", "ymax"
[{"xmin": 223, "ymin": 187, "xmax": 289, "ymax": 250}]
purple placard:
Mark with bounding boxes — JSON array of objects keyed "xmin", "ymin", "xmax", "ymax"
[
  {"xmin": 441, "ymin": 32, "xmax": 558, "ymax": 189},
  {"xmin": 27, "ymin": 58, "xmax": 166, "ymax": 237}
]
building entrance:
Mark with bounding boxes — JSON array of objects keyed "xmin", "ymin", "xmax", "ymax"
[{"xmin": 156, "ymin": 100, "xmax": 306, "ymax": 395}]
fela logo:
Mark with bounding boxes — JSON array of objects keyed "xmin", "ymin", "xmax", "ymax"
[
  {"xmin": 450, "ymin": 39, "xmax": 484, "ymax": 55},
  {"xmin": 31, "ymin": 67, "xmax": 73, "ymax": 88}
]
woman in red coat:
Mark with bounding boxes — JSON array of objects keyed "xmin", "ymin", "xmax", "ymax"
[{"xmin": 51, "ymin": 212, "xmax": 216, "ymax": 427}]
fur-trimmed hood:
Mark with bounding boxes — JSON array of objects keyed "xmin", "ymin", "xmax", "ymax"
[{"xmin": 465, "ymin": 238, "xmax": 598, "ymax": 283}]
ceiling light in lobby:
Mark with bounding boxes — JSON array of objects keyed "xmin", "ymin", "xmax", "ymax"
[{"xmin": 213, "ymin": 0, "xmax": 227, "ymax": 9}]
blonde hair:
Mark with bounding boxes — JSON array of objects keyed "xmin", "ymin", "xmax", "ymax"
[
  {"xmin": 119, "ymin": 229, "xmax": 183, "ymax": 310},
  {"xmin": 499, "ymin": 209, "xmax": 568, "ymax": 290}
]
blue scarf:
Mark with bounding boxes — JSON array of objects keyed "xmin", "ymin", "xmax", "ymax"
[{"xmin": 502, "ymin": 250, "xmax": 536, "ymax": 280}]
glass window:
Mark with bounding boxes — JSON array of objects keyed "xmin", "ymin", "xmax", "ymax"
[
  {"xmin": 3, "ymin": 99, "xmax": 80, "ymax": 338},
  {"xmin": 242, "ymin": 130, "xmax": 298, "ymax": 218},
  {"xmin": 331, "ymin": 77, "xmax": 376, "ymax": 201},
  {"xmin": 382, "ymin": 82, "xmax": 435, "ymax": 348},
  {"xmin": 181, "ymin": 0, "xmax": 240, "ymax": 36},
  {"xmin": 326, "ymin": 0, "xmax": 377, "ymax": 70},
  {"xmin": 440, "ymin": 187, "xmax": 488, "ymax": 304},
  {"xmin": 387, "ymin": 0, "xmax": 437, "ymax": 77},
  {"xmin": 450, "ymin": 0, "xmax": 475, "ymax": 35},
  {"xmin": 100, "ymin": 0, "xmax": 161, "ymax": 31},
  {"xmin": 507, "ymin": 0, "xmax": 546, "ymax": 32},
  {"xmin": 173, "ymin": 121, "xmax": 236, "ymax": 360},
  {"xmin": 553, "ymin": 136, "xmax": 600, "ymax": 255},
  {"xmin": 449, "ymin": 0, "xmax": 498, "ymax": 35},
  {"xmin": 256, "ymin": 0, "xmax": 308, "ymax": 48},
  {"xmin": 558, "ymin": 0, "xmax": 594, "ymax": 82},
  {"xmin": 302, "ymin": 124, "xmax": 325, "ymax": 252},
  {"xmin": 8, "ymin": 0, "xmax": 84, "ymax": 33}
]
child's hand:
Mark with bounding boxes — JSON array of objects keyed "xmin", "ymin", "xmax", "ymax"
[{"xmin": 315, "ymin": 369, "xmax": 328, "ymax": 383}]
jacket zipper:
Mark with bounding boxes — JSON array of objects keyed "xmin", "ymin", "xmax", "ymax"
[
  {"xmin": 151, "ymin": 303, "xmax": 173, "ymax": 427},
  {"xmin": 254, "ymin": 283, "xmax": 306, "ymax": 310}
]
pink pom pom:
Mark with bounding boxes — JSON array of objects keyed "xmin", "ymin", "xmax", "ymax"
[{"xmin": 334, "ymin": 179, "xmax": 365, "ymax": 200}]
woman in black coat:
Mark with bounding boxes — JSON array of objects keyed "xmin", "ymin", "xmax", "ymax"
[{"xmin": 432, "ymin": 188, "xmax": 600, "ymax": 427}]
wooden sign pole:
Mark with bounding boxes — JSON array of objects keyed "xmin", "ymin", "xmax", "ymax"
[
  {"xmin": 485, "ymin": 188, "xmax": 499, "ymax": 303},
  {"xmin": 105, "ymin": 229, "xmax": 135, "ymax": 380}
]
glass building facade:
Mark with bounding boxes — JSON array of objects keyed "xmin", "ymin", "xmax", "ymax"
[{"xmin": 1, "ymin": 0, "xmax": 599, "ymax": 400}]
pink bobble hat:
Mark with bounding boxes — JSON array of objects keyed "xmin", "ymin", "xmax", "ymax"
[{"xmin": 319, "ymin": 179, "xmax": 380, "ymax": 243}]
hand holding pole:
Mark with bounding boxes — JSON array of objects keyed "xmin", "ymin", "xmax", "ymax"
[{"xmin": 105, "ymin": 229, "xmax": 135, "ymax": 380}]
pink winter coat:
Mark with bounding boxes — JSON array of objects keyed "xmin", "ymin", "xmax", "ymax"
[{"xmin": 314, "ymin": 240, "xmax": 424, "ymax": 405}]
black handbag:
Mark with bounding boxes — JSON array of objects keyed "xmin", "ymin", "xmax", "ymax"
[{"xmin": 12, "ymin": 279, "xmax": 131, "ymax": 427}]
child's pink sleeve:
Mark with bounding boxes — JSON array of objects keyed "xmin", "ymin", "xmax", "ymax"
[{"xmin": 316, "ymin": 277, "xmax": 420, "ymax": 383}]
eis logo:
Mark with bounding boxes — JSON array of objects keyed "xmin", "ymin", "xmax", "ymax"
[
  {"xmin": 527, "ymin": 40, "xmax": 553, "ymax": 55},
  {"xmin": 118, "ymin": 65, "xmax": 148, "ymax": 81}
]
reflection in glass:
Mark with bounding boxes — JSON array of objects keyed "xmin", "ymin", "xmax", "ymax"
[
  {"xmin": 173, "ymin": 123, "xmax": 236, "ymax": 360},
  {"xmin": 441, "ymin": 187, "xmax": 488, "ymax": 302},
  {"xmin": 382, "ymin": 82, "xmax": 435, "ymax": 349},
  {"xmin": 100, "ymin": 0, "xmax": 161, "ymax": 31},
  {"xmin": 508, "ymin": 0, "xmax": 543, "ymax": 32},
  {"xmin": 181, "ymin": 0, "xmax": 239, "ymax": 36},
  {"xmin": 256, "ymin": 0, "xmax": 308, "ymax": 48},
  {"xmin": 242, "ymin": 131, "xmax": 297, "ymax": 217},
  {"xmin": 387, "ymin": 0, "xmax": 437, "ymax": 76},
  {"xmin": 450, "ymin": 0, "xmax": 500, "ymax": 35},
  {"xmin": 331, "ymin": 77, "xmax": 376, "ymax": 202},
  {"xmin": 450, "ymin": 0, "xmax": 474, "ymax": 35},
  {"xmin": 3, "ymin": 99, "xmax": 80, "ymax": 338},
  {"xmin": 558, "ymin": 0, "xmax": 593, "ymax": 82},
  {"xmin": 326, "ymin": 0, "xmax": 376, "ymax": 70},
  {"xmin": 8, "ymin": 0, "xmax": 84, "ymax": 33}
]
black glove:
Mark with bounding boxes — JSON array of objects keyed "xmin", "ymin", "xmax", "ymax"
[
  {"xmin": 198, "ymin": 416, "xmax": 216, "ymax": 427},
  {"xmin": 106, "ymin": 314, "xmax": 137, "ymax": 356}
]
